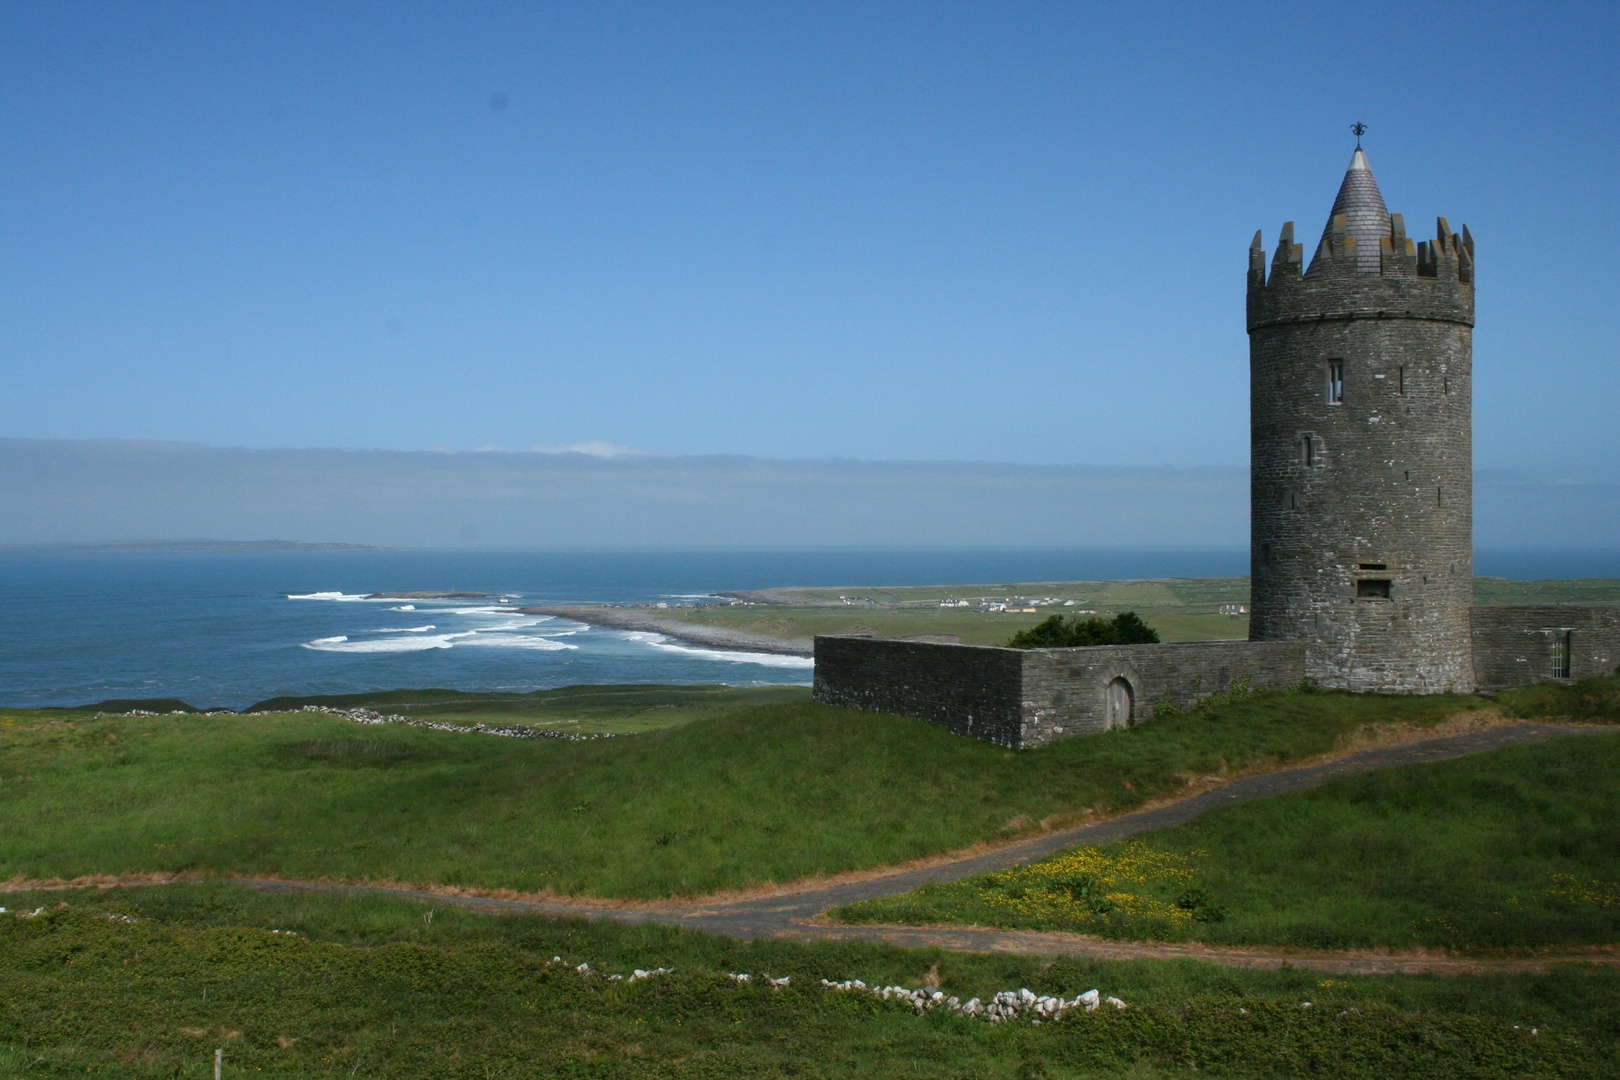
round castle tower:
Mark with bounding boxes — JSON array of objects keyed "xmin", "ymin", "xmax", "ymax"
[{"xmin": 1247, "ymin": 148, "xmax": 1475, "ymax": 692}]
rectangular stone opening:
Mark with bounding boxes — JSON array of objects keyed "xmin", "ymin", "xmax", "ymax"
[
  {"xmin": 1357, "ymin": 563, "xmax": 1387, "ymax": 571},
  {"xmin": 1327, "ymin": 360, "xmax": 1344, "ymax": 405},
  {"xmin": 1551, "ymin": 632, "xmax": 1572, "ymax": 679},
  {"xmin": 1356, "ymin": 579, "xmax": 1392, "ymax": 600}
]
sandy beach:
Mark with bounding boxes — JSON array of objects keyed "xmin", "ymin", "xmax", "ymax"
[{"xmin": 520, "ymin": 605, "xmax": 814, "ymax": 657}]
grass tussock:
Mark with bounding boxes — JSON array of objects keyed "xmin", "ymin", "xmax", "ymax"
[
  {"xmin": 836, "ymin": 731, "xmax": 1620, "ymax": 950},
  {"xmin": 1, "ymin": 883, "xmax": 1616, "ymax": 1079},
  {"xmin": 1, "ymin": 686, "xmax": 1490, "ymax": 900}
]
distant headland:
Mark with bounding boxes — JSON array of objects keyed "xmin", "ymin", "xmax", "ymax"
[{"xmin": 3, "ymin": 539, "xmax": 387, "ymax": 554}]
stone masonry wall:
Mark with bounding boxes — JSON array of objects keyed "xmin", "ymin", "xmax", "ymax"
[
  {"xmin": 1018, "ymin": 640, "xmax": 1307, "ymax": 746},
  {"xmin": 1471, "ymin": 605, "xmax": 1620, "ymax": 692},
  {"xmin": 813, "ymin": 636, "xmax": 1307, "ymax": 749},
  {"xmin": 812, "ymin": 636, "xmax": 1026, "ymax": 747}
]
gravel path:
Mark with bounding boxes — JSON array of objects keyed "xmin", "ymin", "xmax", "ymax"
[
  {"xmin": 229, "ymin": 721, "xmax": 1613, "ymax": 975},
  {"xmin": 521, "ymin": 605, "xmax": 814, "ymax": 656}
]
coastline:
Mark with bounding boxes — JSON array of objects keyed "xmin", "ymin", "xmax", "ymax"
[{"xmin": 520, "ymin": 605, "xmax": 815, "ymax": 657}]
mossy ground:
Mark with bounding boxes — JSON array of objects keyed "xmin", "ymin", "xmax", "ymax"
[
  {"xmin": 2, "ymin": 686, "xmax": 1489, "ymax": 899},
  {"xmin": 2, "ymin": 883, "xmax": 1615, "ymax": 1079}
]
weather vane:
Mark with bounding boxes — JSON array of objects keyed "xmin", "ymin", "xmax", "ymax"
[{"xmin": 1351, "ymin": 122, "xmax": 1367, "ymax": 148}]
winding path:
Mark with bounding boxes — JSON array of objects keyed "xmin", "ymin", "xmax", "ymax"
[{"xmin": 233, "ymin": 721, "xmax": 1615, "ymax": 975}]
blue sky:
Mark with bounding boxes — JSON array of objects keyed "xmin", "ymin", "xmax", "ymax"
[{"xmin": 3, "ymin": 1, "xmax": 1616, "ymax": 478}]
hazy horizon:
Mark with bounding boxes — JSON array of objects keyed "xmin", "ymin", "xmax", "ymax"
[{"xmin": 4, "ymin": 437, "xmax": 1615, "ymax": 553}]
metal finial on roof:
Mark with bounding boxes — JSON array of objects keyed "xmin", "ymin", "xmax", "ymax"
[{"xmin": 1351, "ymin": 122, "xmax": 1367, "ymax": 148}]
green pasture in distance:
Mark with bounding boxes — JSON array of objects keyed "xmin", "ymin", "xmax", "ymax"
[
  {"xmin": 759, "ymin": 578, "xmax": 1240, "ymax": 609},
  {"xmin": 1, "ymin": 689, "xmax": 1490, "ymax": 901},
  {"xmin": 759, "ymin": 575, "xmax": 1620, "ymax": 609},
  {"xmin": 835, "ymin": 678, "xmax": 1620, "ymax": 951},
  {"xmin": 682, "ymin": 577, "xmax": 1619, "ymax": 646},
  {"xmin": 665, "ymin": 605, "xmax": 1250, "ymax": 645},
  {"xmin": 1473, "ymin": 577, "xmax": 1620, "ymax": 604},
  {"xmin": 26, "ymin": 684, "xmax": 807, "ymax": 736},
  {"xmin": 3, "ymin": 883, "xmax": 1615, "ymax": 1080},
  {"xmin": 247, "ymin": 683, "xmax": 809, "ymax": 735}
]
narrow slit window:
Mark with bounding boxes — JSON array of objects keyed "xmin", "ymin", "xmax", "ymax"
[
  {"xmin": 1300, "ymin": 434, "xmax": 1316, "ymax": 468},
  {"xmin": 1551, "ymin": 632, "xmax": 1572, "ymax": 679},
  {"xmin": 1398, "ymin": 366, "xmax": 1405, "ymax": 394},
  {"xmin": 1327, "ymin": 361, "xmax": 1345, "ymax": 404}
]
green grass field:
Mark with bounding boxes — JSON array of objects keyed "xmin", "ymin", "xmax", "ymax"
[
  {"xmin": 2, "ymin": 687, "xmax": 1489, "ymax": 900},
  {"xmin": 2, "ymin": 882, "xmax": 1616, "ymax": 1079},
  {"xmin": 835, "ymin": 678, "xmax": 1620, "ymax": 950},
  {"xmin": 671, "ymin": 576, "xmax": 1620, "ymax": 647},
  {"xmin": 244, "ymin": 684, "xmax": 808, "ymax": 735}
]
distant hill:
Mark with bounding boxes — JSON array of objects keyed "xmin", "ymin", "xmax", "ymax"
[{"xmin": 3, "ymin": 539, "xmax": 384, "ymax": 553}]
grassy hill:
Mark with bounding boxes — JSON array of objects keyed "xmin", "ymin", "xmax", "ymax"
[
  {"xmin": 3, "ymin": 687, "xmax": 1490, "ymax": 900},
  {"xmin": 7, "ymin": 678, "xmax": 1620, "ymax": 1076},
  {"xmin": 836, "ymin": 678, "xmax": 1620, "ymax": 950},
  {"xmin": 2, "ymin": 882, "xmax": 1615, "ymax": 1079}
]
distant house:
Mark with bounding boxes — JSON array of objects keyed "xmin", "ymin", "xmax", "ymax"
[{"xmin": 1219, "ymin": 604, "xmax": 1249, "ymax": 616}]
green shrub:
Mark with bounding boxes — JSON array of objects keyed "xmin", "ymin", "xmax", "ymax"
[{"xmin": 1006, "ymin": 611, "xmax": 1161, "ymax": 649}]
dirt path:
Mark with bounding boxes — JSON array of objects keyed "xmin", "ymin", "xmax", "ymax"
[
  {"xmin": 521, "ymin": 605, "xmax": 814, "ymax": 656},
  {"xmin": 84, "ymin": 720, "xmax": 1607, "ymax": 976}
]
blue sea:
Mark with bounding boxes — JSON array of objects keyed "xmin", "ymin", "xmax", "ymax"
[{"xmin": 2, "ymin": 548, "xmax": 1616, "ymax": 710}]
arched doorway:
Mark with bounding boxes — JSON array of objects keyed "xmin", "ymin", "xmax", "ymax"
[{"xmin": 1104, "ymin": 677, "xmax": 1134, "ymax": 729}]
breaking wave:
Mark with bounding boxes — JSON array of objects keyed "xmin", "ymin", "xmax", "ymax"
[{"xmin": 621, "ymin": 631, "xmax": 814, "ymax": 669}]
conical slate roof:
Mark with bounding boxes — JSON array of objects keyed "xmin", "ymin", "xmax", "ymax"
[{"xmin": 1305, "ymin": 148, "xmax": 1391, "ymax": 275}]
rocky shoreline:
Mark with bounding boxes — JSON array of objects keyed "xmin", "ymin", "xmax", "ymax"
[{"xmin": 520, "ymin": 606, "xmax": 814, "ymax": 657}]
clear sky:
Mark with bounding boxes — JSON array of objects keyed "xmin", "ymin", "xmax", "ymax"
[{"xmin": 3, "ymin": 1, "xmax": 1616, "ymax": 478}]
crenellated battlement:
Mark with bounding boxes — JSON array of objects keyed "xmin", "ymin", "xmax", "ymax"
[{"xmin": 1247, "ymin": 213, "xmax": 1474, "ymax": 333}]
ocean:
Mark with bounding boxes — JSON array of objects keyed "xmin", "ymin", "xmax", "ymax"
[{"xmin": 2, "ymin": 547, "xmax": 1615, "ymax": 710}]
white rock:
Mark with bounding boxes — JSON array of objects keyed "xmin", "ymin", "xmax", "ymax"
[
  {"xmin": 1079, "ymin": 989, "xmax": 1101, "ymax": 1012},
  {"xmin": 1106, "ymin": 996, "xmax": 1128, "ymax": 1010}
]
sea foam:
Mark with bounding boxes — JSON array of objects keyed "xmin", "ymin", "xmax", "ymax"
[{"xmin": 622, "ymin": 631, "xmax": 814, "ymax": 669}]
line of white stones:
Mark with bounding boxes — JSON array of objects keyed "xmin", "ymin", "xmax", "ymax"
[
  {"xmin": 86, "ymin": 705, "xmax": 623, "ymax": 741},
  {"xmin": 280, "ymin": 705, "xmax": 623, "ymax": 741},
  {"xmin": 819, "ymin": 978, "xmax": 1127, "ymax": 1023},
  {"xmin": 549, "ymin": 958, "xmax": 1128, "ymax": 1024}
]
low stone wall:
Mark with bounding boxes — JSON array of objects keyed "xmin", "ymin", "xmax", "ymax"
[
  {"xmin": 1471, "ymin": 605, "xmax": 1620, "ymax": 691},
  {"xmin": 1019, "ymin": 639, "xmax": 1307, "ymax": 746},
  {"xmin": 812, "ymin": 637, "xmax": 1025, "ymax": 746},
  {"xmin": 813, "ymin": 636, "xmax": 1307, "ymax": 748}
]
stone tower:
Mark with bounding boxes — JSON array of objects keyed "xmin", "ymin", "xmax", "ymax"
[{"xmin": 1247, "ymin": 148, "xmax": 1475, "ymax": 692}]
